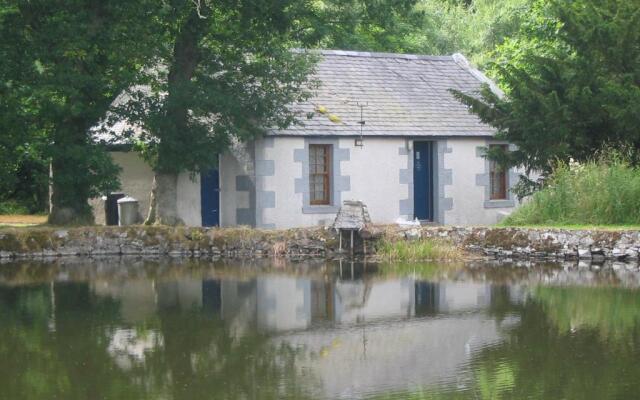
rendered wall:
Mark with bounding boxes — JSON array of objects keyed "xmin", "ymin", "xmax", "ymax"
[
  {"xmin": 91, "ymin": 152, "xmax": 203, "ymax": 226},
  {"xmin": 176, "ymin": 172, "xmax": 201, "ymax": 226},
  {"xmin": 443, "ymin": 137, "xmax": 522, "ymax": 225},
  {"xmin": 214, "ymin": 136, "xmax": 524, "ymax": 229},
  {"xmin": 219, "ymin": 141, "xmax": 255, "ymax": 227},
  {"xmin": 257, "ymin": 136, "xmax": 408, "ymax": 229},
  {"xmin": 95, "ymin": 137, "xmax": 523, "ymax": 228},
  {"xmin": 89, "ymin": 152, "xmax": 154, "ymax": 225}
]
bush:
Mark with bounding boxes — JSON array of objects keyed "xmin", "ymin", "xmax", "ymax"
[
  {"xmin": 0, "ymin": 201, "xmax": 30, "ymax": 215},
  {"xmin": 503, "ymin": 155, "xmax": 640, "ymax": 226}
]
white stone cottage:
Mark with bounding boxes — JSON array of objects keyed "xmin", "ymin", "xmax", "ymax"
[{"xmin": 93, "ymin": 50, "xmax": 522, "ymax": 228}]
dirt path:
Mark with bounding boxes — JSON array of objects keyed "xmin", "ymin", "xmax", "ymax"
[{"xmin": 0, "ymin": 215, "xmax": 48, "ymax": 226}]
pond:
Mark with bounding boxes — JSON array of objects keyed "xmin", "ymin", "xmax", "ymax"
[{"xmin": 0, "ymin": 258, "xmax": 639, "ymax": 400}]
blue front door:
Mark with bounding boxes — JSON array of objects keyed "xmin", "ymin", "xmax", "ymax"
[
  {"xmin": 200, "ymin": 169, "xmax": 220, "ymax": 227},
  {"xmin": 413, "ymin": 142, "xmax": 434, "ymax": 221}
]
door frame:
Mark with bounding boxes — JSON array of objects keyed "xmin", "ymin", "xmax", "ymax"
[
  {"xmin": 412, "ymin": 141, "xmax": 435, "ymax": 222},
  {"xmin": 200, "ymin": 166, "xmax": 220, "ymax": 227}
]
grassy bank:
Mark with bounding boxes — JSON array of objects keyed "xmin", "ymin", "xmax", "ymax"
[
  {"xmin": 376, "ymin": 238, "xmax": 462, "ymax": 262},
  {"xmin": 504, "ymin": 158, "xmax": 640, "ymax": 226}
]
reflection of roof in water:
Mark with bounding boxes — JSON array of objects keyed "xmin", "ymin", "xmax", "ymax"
[
  {"xmin": 274, "ymin": 315, "xmax": 514, "ymax": 399},
  {"xmin": 335, "ymin": 281, "xmax": 370, "ymax": 310}
]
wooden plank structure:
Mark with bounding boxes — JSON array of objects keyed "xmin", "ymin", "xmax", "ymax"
[{"xmin": 332, "ymin": 200, "xmax": 372, "ymax": 257}]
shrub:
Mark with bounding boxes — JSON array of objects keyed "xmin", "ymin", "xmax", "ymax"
[
  {"xmin": 504, "ymin": 154, "xmax": 640, "ymax": 226},
  {"xmin": 0, "ymin": 201, "xmax": 30, "ymax": 215}
]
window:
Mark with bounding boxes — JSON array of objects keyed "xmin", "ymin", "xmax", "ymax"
[
  {"xmin": 309, "ymin": 144, "xmax": 331, "ymax": 205},
  {"xmin": 489, "ymin": 145, "xmax": 508, "ymax": 200}
]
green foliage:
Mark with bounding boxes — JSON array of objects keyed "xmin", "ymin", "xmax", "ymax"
[
  {"xmin": 412, "ymin": 0, "xmax": 529, "ymax": 66},
  {"xmin": 299, "ymin": 0, "xmax": 424, "ymax": 53},
  {"xmin": 453, "ymin": 0, "xmax": 640, "ymax": 178},
  {"xmin": 116, "ymin": 1, "xmax": 317, "ymax": 175},
  {"xmin": 0, "ymin": 134, "xmax": 48, "ymax": 213},
  {"xmin": 1, "ymin": 0, "xmax": 158, "ymax": 223},
  {"xmin": 0, "ymin": 201, "xmax": 30, "ymax": 215},
  {"xmin": 299, "ymin": 0, "xmax": 528, "ymax": 67},
  {"xmin": 503, "ymin": 155, "xmax": 640, "ymax": 226}
]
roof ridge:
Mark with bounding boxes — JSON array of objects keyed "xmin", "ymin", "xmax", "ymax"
[{"xmin": 311, "ymin": 49, "xmax": 455, "ymax": 61}]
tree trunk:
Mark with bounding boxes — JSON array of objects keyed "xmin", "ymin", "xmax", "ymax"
[
  {"xmin": 48, "ymin": 125, "xmax": 95, "ymax": 226},
  {"xmin": 48, "ymin": 158, "xmax": 94, "ymax": 226},
  {"xmin": 145, "ymin": 172, "xmax": 184, "ymax": 226},
  {"xmin": 146, "ymin": 8, "xmax": 207, "ymax": 226}
]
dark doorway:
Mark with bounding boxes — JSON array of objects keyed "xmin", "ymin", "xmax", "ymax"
[
  {"xmin": 105, "ymin": 192, "xmax": 125, "ymax": 226},
  {"xmin": 200, "ymin": 169, "xmax": 220, "ymax": 227},
  {"xmin": 413, "ymin": 142, "xmax": 434, "ymax": 221}
]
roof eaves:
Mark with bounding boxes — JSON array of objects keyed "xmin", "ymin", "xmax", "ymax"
[
  {"xmin": 312, "ymin": 49, "xmax": 455, "ymax": 62},
  {"xmin": 452, "ymin": 53, "xmax": 504, "ymax": 99}
]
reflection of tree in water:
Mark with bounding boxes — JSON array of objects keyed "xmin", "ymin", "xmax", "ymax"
[
  {"xmin": 372, "ymin": 286, "xmax": 640, "ymax": 400},
  {"xmin": 0, "ymin": 283, "xmax": 147, "ymax": 400},
  {"xmin": 152, "ymin": 303, "xmax": 314, "ymax": 400},
  {"xmin": 0, "ymin": 282, "xmax": 315, "ymax": 400},
  {"xmin": 532, "ymin": 286, "xmax": 640, "ymax": 340},
  {"xmin": 464, "ymin": 290, "xmax": 640, "ymax": 400}
]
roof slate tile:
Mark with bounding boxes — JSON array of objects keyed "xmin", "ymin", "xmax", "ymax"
[{"xmin": 271, "ymin": 50, "xmax": 495, "ymax": 138}]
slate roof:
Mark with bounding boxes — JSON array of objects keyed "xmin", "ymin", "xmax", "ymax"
[{"xmin": 272, "ymin": 50, "xmax": 498, "ymax": 137}]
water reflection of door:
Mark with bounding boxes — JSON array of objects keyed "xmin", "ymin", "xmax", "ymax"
[
  {"xmin": 415, "ymin": 282, "xmax": 439, "ymax": 316},
  {"xmin": 202, "ymin": 280, "xmax": 221, "ymax": 314}
]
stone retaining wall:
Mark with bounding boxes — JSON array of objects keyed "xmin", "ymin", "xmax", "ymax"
[
  {"xmin": 0, "ymin": 226, "xmax": 334, "ymax": 260},
  {"xmin": 1, "ymin": 225, "xmax": 640, "ymax": 262},
  {"xmin": 412, "ymin": 226, "xmax": 640, "ymax": 262}
]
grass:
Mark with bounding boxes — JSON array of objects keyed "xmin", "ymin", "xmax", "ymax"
[
  {"xmin": 500, "ymin": 223, "xmax": 640, "ymax": 231},
  {"xmin": 376, "ymin": 238, "xmax": 463, "ymax": 262},
  {"xmin": 503, "ymin": 157, "xmax": 640, "ymax": 227}
]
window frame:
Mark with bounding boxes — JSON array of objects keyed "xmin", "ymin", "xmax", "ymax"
[
  {"xmin": 309, "ymin": 144, "xmax": 332, "ymax": 206},
  {"xmin": 489, "ymin": 144, "xmax": 508, "ymax": 200}
]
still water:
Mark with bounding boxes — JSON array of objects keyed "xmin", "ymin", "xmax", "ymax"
[{"xmin": 0, "ymin": 259, "xmax": 639, "ymax": 400}]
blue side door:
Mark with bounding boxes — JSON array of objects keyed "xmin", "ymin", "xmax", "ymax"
[
  {"xmin": 413, "ymin": 142, "xmax": 434, "ymax": 221},
  {"xmin": 200, "ymin": 169, "xmax": 220, "ymax": 227}
]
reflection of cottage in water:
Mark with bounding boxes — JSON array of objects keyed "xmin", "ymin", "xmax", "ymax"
[
  {"xmin": 89, "ymin": 275, "xmax": 509, "ymax": 330},
  {"xmin": 87, "ymin": 274, "xmax": 520, "ymax": 397},
  {"xmin": 278, "ymin": 281, "xmax": 506, "ymax": 399}
]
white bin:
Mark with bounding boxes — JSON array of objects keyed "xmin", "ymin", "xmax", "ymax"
[{"xmin": 117, "ymin": 196, "xmax": 139, "ymax": 226}]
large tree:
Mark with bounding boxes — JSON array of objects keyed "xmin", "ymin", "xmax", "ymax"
[
  {"xmin": 117, "ymin": 1, "xmax": 319, "ymax": 225},
  {"xmin": 0, "ymin": 0, "xmax": 158, "ymax": 224},
  {"xmin": 452, "ymin": 0, "xmax": 640, "ymax": 194}
]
